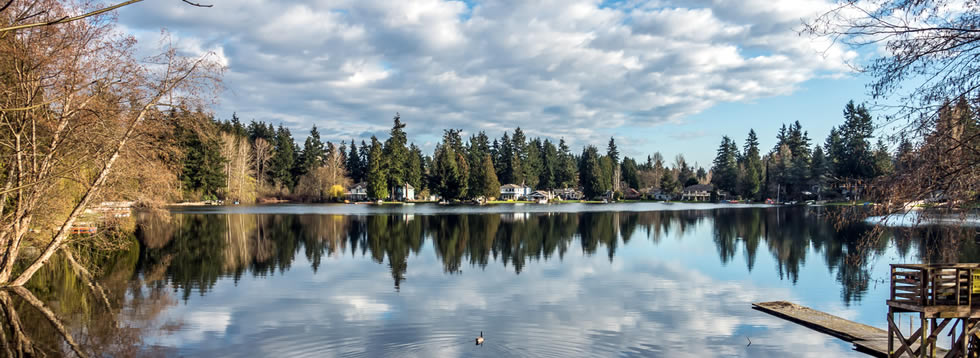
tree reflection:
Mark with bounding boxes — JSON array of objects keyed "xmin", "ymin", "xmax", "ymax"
[
  {"xmin": 0, "ymin": 247, "xmax": 177, "ymax": 357},
  {"xmin": 135, "ymin": 207, "xmax": 977, "ymax": 306}
]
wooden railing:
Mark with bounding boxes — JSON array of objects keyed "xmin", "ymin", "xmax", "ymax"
[{"xmin": 890, "ymin": 264, "xmax": 976, "ymax": 307}]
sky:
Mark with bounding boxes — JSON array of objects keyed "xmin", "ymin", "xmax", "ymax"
[{"xmin": 116, "ymin": 0, "xmax": 874, "ymax": 167}]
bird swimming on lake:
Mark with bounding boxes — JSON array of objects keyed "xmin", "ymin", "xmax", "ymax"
[{"xmin": 475, "ymin": 331, "xmax": 484, "ymax": 345}]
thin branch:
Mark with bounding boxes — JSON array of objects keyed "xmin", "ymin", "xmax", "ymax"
[
  {"xmin": 0, "ymin": 0, "xmax": 145, "ymax": 33},
  {"xmin": 181, "ymin": 0, "xmax": 213, "ymax": 7}
]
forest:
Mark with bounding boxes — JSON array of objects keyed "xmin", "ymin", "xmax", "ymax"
[{"xmin": 166, "ymin": 97, "xmax": 973, "ymax": 204}]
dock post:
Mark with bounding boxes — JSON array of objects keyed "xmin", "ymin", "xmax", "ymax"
[
  {"xmin": 921, "ymin": 313, "xmax": 927, "ymax": 358},
  {"xmin": 889, "ymin": 308, "xmax": 894, "ymax": 358}
]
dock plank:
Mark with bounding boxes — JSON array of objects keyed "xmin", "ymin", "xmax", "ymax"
[{"xmin": 752, "ymin": 301, "xmax": 947, "ymax": 357}]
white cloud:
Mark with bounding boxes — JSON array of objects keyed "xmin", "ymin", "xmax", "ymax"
[{"xmin": 116, "ymin": 0, "xmax": 853, "ymax": 149}]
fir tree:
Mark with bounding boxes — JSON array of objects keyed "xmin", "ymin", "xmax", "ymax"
[
  {"xmin": 383, "ymin": 113, "xmax": 409, "ymax": 195},
  {"xmin": 347, "ymin": 140, "xmax": 362, "ymax": 182},
  {"xmin": 555, "ymin": 138, "xmax": 578, "ymax": 188},
  {"xmin": 269, "ymin": 124, "xmax": 298, "ymax": 189},
  {"xmin": 740, "ymin": 129, "xmax": 763, "ymax": 199},
  {"xmin": 367, "ymin": 136, "xmax": 388, "ymax": 199},
  {"xmin": 711, "ymin": 136, "xmax": 738, "ymax": 193},
  {"xmin": 296, "ymin": 126, "xmax": 324, "ymax": 177},
  {"xmin": 579, "ymin": 145, "xmax": 603, "ymax": 198}
]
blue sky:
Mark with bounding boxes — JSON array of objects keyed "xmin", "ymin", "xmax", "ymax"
[{"xmin": 116, "ymin": 0, "xmax": 871, "ymax": 166}]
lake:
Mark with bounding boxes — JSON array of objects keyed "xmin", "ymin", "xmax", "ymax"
[{"xmin": 12, "ymin": 203, "xmax": 980, "ymax": 357}]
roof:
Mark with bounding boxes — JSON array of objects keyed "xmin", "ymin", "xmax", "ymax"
[
  {"xmin": 683, "ymin": 184, "xmax": 714, "ymax": 192},
  {"xmin": 501, "ymin": 184, "xmax": 529, "ymax": 189}
]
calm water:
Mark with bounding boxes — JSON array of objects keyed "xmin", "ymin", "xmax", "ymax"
[{"xmin": 12, "ymin": 203, "xmax": 980, "ymax": 357}]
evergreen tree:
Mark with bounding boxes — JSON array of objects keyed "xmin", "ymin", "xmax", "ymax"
[
  {"xmin": 511, "ymin": 128, "xmax": 527, "ymax": 184},
  {"xmin": 346, "ymin": 140, "xmax": 362, "ymax": 183},
  {"xmin": 872, "ymin": 139, "xmax": 894, "ymax": 177},
  {"xmin": 840, "ymin": 100, "xmax": 876, "ymax": 179},
  {"xmin": 407, "ymin": 144, "xmax": 424, "ymax": 192},
  {"xmin": 478, "ymin": 153, "xmax": 501, "ymax": 198},
  {"xmin": 810, "ymin": 145, "xmax": 828, "ymax": 193},
  {"xmin": 711, "ymin": 136, "xmax": 739, "ymax": 193},
  {"xmin": 433, "ymin": 129, "xmax": 469, "ymax": 200},
  {"xmin": 696, "ymin": 166, "xmax": 707, "ymax": 182},
  {"xmin": 367, "ymin": 136, "xmax": 388, "ymax": 199},
  {"xmin": 467, "ymin": 132, "xmax": 491, "ymax": 197},
  {"xmin": 660, "ymin": 169, "xmax": 678, "ymax": 196},
  {"xmin": 296, "ymin": 126, "xmax": 324, "ymax": 177},
  {"xmin": 607, "ymin": 137, "xmax": 620, "ymax": 190},
  {"xmin": 579, "ymin": 145, "xmax": 603, "ymax": 198},
  {"xmin": 497, "ymin": 132, "xmax": 514, "ymax": 183},
  {"xmin": 740, "ymin": 130, "xmax": 763, "ymax": 199},
  {"xmin": 383, "ymin": 113, "xmax": 409, "ymax": 195},
  {"xmin": 524, "ymin": 138, "xmax": 543, "ymax": 188},
  {"xmin": 622, "ymin": 157, "xmax": 640, "ymax": 189},
  {"xmin": 555, "ymin": 138, "xmax": 577, "ymax": 188},
  {"xmin": 359, "ymin": 140, "xmax": 370, "ymax": 181},
  {"xmin": 675, "ymin": 155, "xmax": 696, "ymax": 187},
  {"xmin": 824, "ymin": 128, "xmax": 845, "ymax": 179},
  {"xmin": 540, "ymin": 139, "xmax": 559, "ymax": 189},
  {"xmin": 269, "ymin": 124, "xmax": 298, "ymax": 189},
  {"xmin": 177, "ymin": 116, "xmax": 227, "ymax": 198}
]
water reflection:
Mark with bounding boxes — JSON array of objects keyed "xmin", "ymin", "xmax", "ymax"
[
  {"xmin": 137, "ymin": 207, "xmax": 977, "ymax": 306},
  {"xmin": 9, "ymin": 206, "xmax": 979, "ymax": 357}
]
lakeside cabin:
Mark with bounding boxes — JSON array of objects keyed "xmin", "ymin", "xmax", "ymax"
[
  {"xmin": 500, "ymin": 184, "xmax": 532, "ymax": 200},
  {"xmin": 681, "ymin": 184, "xmax": 713, "ymax": 201}
]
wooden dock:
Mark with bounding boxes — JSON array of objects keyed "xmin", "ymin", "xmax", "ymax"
[{"xmin": 752, "ymin": 301, "xmax": 946, "ymax": 357}]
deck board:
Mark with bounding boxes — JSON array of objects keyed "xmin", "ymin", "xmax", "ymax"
[{"xmin": 753, "ymin": 301, "xmax": 947, "ymax": 357}]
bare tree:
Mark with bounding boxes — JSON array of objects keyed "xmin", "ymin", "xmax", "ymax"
[
  {"xmin": 0, "ymin": 0, "xmax": 222, "ymax": 286},
  {"xmin": 253, "ymin": 137, "xmax": 273, "ymax": 190}
]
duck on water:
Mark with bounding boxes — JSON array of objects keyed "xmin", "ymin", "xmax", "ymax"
[{"xmin": 475, "ymin": 331, "xmax": 484, "ymax": 345}]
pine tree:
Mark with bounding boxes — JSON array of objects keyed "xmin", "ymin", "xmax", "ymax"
[
  {"xmin": 711, "ymin": 136, "xmax": 738, "ymax": 193},
  {"xmin": 872, "ymin": 139, "xmax": 894, "ymax": 177},
  {"xmin": 346, "ymin": 140, "xmax": 362, "ymax": 183},
  {"xmin": 177, "ymin": 114, "xmax": 227, "ymax": 198},
  {"xmin": 607, "ymin": 137, "xmax": 620, "ymax": 191},
  {"xmin": 433, "ymin": 130, "xmax": 469, "ymax": 200},
  {"xmin": 810, "ymin": 145, "xmax": 828, "ymax": 194},
  {"xmin": 740, "ymin": 130, "xmax": 763, "ymax": 199},
  {"xmin": 540, "ymin": 139, "xmax": 558, "ymax": 189},
  {"xmin": 296, "ymin": 126, "xmax": 324, "ymax": 177},
  {"xmin": 524, "ymin": 138, "xmax": 542, "ymax": 188},
  {"xmin": 511, "ymin": 128, "xmax": 527, "ymax": 184},
  {"xmin": 840, "ymin": 100, "xmax": 875, "ymax": 179},
  {"xmin": 555, "ymin": 138, "xmax": 577, "ymax": 188},
  {"xmin": 579, "ymin": 145, "xmax": 603, "ymax": 198},
  {"xmin": 383, "ymin": 113, "xmax": 409, "ymax": 196},
  {"xmin": 407, "ymin": 144, "xmax": 423, "ymax": 191},
  {"xmin": 622, "ymin": 157, "xmax": 640, "ymax": 189},
  {"xmin": 269, "ymin": 124, "xmax": 298, "ymax": 190},
  {"xmin": 359, "ymin": 140, "xmax": 370, "ymax": 182},
  {"xmin": 367, "ymin": 136, "xmax": 388, "ymax": 199}
]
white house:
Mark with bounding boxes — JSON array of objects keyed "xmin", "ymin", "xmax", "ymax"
[
  {"xmin": 553, "ymin": 188, "xmax": 584, "ymax": 200},
  {"xmin": 500, "ymin": 184, "xmax": 531, "ymax": 200},
  {"xmin": 393, "ymin": 183, "xmax": 415, "ymax": 201},
  {"xmin": 528, "ymin": 190, "xmax": 553, "ymax": 201},
  {"xmin": 347, "ymin": 182, "xmax": 368, "ymax": 201}
]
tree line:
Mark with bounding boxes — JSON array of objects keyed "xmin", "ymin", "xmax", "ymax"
[{"xmin": 174, "ymin": 99, "xmax": 942, "ymax": 203}]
